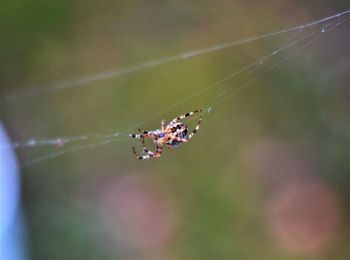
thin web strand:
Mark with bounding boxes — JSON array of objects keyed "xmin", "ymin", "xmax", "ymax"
[
  {"xmin": 109, "ymin": 23, "xmax": 331, "ymax": 134},
  {"xmin": 104, "ymin": 20, "xmax": 340, "ymax": 136},
  {"xmin": 7, "ymin": 24, "xmax": 321, "ymax": 152},
  {"xmin": 18, "ymin": 14, "xmax": 350, "ymax": 167},
  {"xmin": 1, "ymin": 9, "xmax": 349, "ymax": 103},
  {"xmin": 9, "ymin": 13, "xmax": 348, "ymax": 153},
  {"xmin": 209, "ymin": 15, "xmax": 350, "ymax": 110},
  {"xmin": 21, "ymin": 138, "xmax": 129, "ymax": 167}
]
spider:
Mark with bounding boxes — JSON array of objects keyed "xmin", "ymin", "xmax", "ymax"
[{"xmin": 130, "ymin": 109, "xmax": 202, "ymax": 160}]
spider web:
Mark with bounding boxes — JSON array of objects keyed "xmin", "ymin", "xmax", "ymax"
[{"xmin": 1, "ymin": 9, "xmax": 350, "ymax": 167}]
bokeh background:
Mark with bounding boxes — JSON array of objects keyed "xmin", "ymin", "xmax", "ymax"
[{"xmin": 1, "ymin": 1, "xmax": 350, "ymax": 259}]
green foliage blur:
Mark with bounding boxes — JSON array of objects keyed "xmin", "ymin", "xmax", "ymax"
[{"xmin": 1, "ymin": 1, "xmax": 350, "ymax": 259}]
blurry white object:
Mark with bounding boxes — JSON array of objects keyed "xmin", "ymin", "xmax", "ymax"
[{"xmin": 0, "ymin": 123, "xmax": 25, "ymax": 260}]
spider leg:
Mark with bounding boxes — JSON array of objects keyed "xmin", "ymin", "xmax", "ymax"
[
  {"xmin": 170, "ymin": 109, "xmax": 202, "ymax": 124},
  {"xmin": 188, "ymin": 116, "xmax": 202, "ymax": 140},
  {"xmin": 132, "ymin": 138, "xmax": 152, "ymax": 159},
  {"xmin": 141, "ymin": 138, "xmax": 153, "ymax": 154},
  {"xmin": 154, "ymin": 144, "xmax": 163, "ymax": 158},
  {"xmin": 161, "ymin": 120, "xmax": 166, "ymax": 131},
  {"xmin": 130, "ymin": 129, "xmax": 154, "ymax": 139},
  {"xmin": 130, "ymin": 133, "xmax": 143, "ymax": 138},
  {"xmin": 166, "ymin": 136, "xmax": 188, "ymax": 149},
  {"xmin": 133, "ymin": 146, "xmax": 151, "ymax": 160},
  {"xmin": 133, "ymin": 144, "xmax": 163, "ymax": 160},
  {"xmin": 171, "ymin": 136, "xmax": 189, "ymax": 143}
]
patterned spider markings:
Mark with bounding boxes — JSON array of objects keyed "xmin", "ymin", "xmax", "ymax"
[{"xmin": 130, "ymin": 109, "xmax": 202, "ymax": 160}]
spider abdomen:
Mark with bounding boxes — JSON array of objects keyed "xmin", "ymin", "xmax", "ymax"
[{"xmin": 167, "ymin": 123, "xmax": 188, "ymax": 148}]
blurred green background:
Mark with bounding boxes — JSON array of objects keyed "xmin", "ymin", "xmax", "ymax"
[{"xmin": 1, "ymin": 1, "xmax": 350, "ymax": 259}]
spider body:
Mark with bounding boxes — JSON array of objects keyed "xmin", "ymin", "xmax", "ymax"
[{"xmin": 130, "ymin": 109, "xmax": 202, "ymax": 160}]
